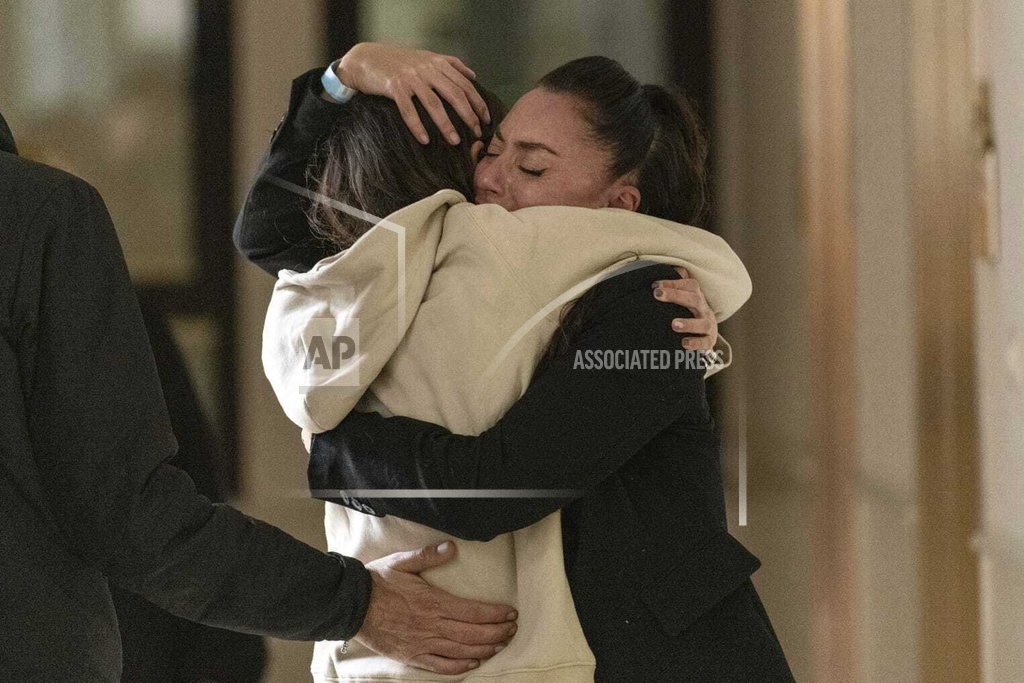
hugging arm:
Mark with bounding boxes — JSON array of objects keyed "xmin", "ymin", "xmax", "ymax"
[
  {"xmin": 233, "ymin": 67, "xmax": 345, "ymax": 275},
  {"xmin": 309, "ymin": 264, "xmax": 713, "ymax": 542}
]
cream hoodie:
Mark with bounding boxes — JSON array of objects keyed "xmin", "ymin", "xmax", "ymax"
[{"xmin": 262, "ymin": 189, "xmax": 752, "ymax": 682}]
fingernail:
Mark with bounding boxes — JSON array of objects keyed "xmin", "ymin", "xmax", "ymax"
[
  {"xmin": 651, "ymin": 280, "xmax": 662, "ymax": 289},
  {"xmin": 484, "ymin": 110, "xmax": 491, "ymax": 124},
  {"xmin": 448, "ymin": 131, "xmax": 460, "ymax": 144},
  {"xmin": 506, "ymin": 611, "xmax": 517, "ymax": 621},
  {"xmin": 474, "ymin": 124, "xmax": 482, "ymax": 138},
  {"xmin": 654, "ymin": 288, "xmax": 665, "ymax": 300},
  {"xmin": 419, "ymin": 133, "xmax": 429, "ymax": 144},
  {"xmin": 437, "ymin": 541, "xmax": 453, "ymax": 553},
  {"xmin": 467, "ymin": 660, "xmax": 479, "ymax": 669},
  {"xmin": 672, "ymin": 320, "xmax": 684, "ymax": 331},
  {"xmin": 494, "ymin": 644, "xmax": 505, "ymax": 653}
]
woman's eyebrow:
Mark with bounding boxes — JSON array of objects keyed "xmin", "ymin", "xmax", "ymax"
[{"xmin": 494, "ymin": 126, "xmax": 559, "ymax": 156}]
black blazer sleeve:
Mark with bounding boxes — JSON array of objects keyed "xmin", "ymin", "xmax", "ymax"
[
  {"xmin": 232, "ymin": 67, "xmax": 346, "ymax": 275},
  {"xmin": 24, "ymin": 174, "xmax": 371, "ymax": 641},
  {"xmin": 308, "ymin": 263, "xmax": 712, "ymax": 542}
]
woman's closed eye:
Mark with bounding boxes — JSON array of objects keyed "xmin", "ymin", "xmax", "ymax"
[{"xmin": 481, "ymin": 151, "xmax": 545, "ymax": 178}]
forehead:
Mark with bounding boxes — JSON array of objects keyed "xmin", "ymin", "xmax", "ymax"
[{"xmin": 500, "ymin": 88, "xmax": 594, "ymax": 150}]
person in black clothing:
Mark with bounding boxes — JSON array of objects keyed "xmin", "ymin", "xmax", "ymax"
[
  {"xmin": 236, "ymin": 44, "xmax": 793, "ymax": 681},
  {"xmin": 110, "ymin": 297, "xmax": 267, "ymax": 682},
  {"xmin": 0, "ymin": 111, "xmax": 517, "ymax": 682}
]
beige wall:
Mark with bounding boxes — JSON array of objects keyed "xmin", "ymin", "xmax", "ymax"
[
  {"xmin": 231, "ymin": 2, "xmax": 328, "ymax": 681},
  {"xmin": 712, "ymin": 0, "xmax": 815, "ymax": 679},
  {"xmin": 712, "ymin": 0, "xmax": 814, "ymax": 679},
  {"xmin": 849, "ymin": 0, "xmax": 920, "ymax": 679},
  {"xmin": 714, "ymin": 0, "xmax": 922, "ymax": 680},
  {"xmin": 972, "ymin": 0, "xmax": 1024, "ymax": 680}
]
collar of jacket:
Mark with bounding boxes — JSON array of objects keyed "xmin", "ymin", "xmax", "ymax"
[{"xmin": 0, "ymin": 112, "xmax": 18, "ymax": 155}]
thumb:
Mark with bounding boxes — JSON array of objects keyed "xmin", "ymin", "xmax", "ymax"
[{"xmin": 387, "ymin": 541, "xmax": 457, "ymax": 574}]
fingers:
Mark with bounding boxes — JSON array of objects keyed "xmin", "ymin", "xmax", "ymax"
[
  {"xmin": 386, "ymin": 541, "xmax": 458, "ymax": 573},
  {"xmin": 470, "ymin": 139, "xmax": 486, "ymax": 167},
  {"xmin": 678, "ymin": 330, "xmax": 716, "ymax": 351},
  {"xmin": 412, "ymin": 81, "xmax": 462, "ymax": 145},
  {"xmin": 652, "ymin": 277, "xmax": 699, "ymax": 293},
  {"xmin": 692, "ymin": 338, "xmax": 716, "ymax": 352},
  {"xmin": 394, "ymin": 91, "xmax": 431, "ymax": 145},
  {"xmin": 444, "ymin": 55, "xmax": 477, "ymax": 81},
  {"xmin": 651, "ymin": 270, "xmax": 718, "ymax": 351},
  {"xmin": 438, "ymin": 592, "xmax": 517, "ymax": 625},
  {"xmin": 438, "ymin": 61, "xmax": 491, "ymax": 127},
  {"xmin": 653, "ymin": 287, "xmax": 703, "ymax": 311},
  {"xmin": 408, "ymin": 654, "xmax": 481, "ymax": 676},
  {"xmin": 430, "ymin": 69, "xmax": 484, "ymax": 138},
  {"xmin": 395, "ymin": 56, "xmax": 487, "ymax": 145},
  {"xmin": 437, "ymin": 617, "xmax": 517, "ymax": 646},
  {"xmin": 671, "ymin": 316, "xmax": 715, "ymax": 337},
  {"xmin": 423, "ymin": 636, "xmax": 508, "ymax": 660}
]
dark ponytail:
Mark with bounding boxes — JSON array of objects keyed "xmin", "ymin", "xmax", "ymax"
[
  {"xmin": 636, "ymin": 83, "xmax": 709, "ymax": 226},
  {"xmin": 537, "ymin": 56, "xmax": 709, "ymax": 226}
]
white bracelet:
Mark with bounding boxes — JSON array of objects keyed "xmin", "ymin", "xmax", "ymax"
[{"xmin": 322, "ymin": 60, "xmax": 357, "ymax": 103}]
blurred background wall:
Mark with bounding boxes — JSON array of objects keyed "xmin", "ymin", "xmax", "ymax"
[{"xmin": 2, "ymin": 1, "xmax": 1022, "ymax": 681}]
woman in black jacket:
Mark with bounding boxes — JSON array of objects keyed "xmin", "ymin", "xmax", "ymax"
[{"xmin": 236, "ymin": 44, "xmax": 793, "ymax": 681}]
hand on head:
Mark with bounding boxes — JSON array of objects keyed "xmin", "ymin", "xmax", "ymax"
[{"xmin": 335, "ymin": 42, "xmax": 490, "ymax": 145}]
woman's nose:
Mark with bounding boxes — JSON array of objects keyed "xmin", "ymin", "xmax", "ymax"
[{"xmin": 474, "ymin": 157, "xmax": 505, "ymax": 199}]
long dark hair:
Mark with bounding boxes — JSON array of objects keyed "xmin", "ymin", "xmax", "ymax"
[
  {"xmin": 534, "ymin": 56, "xmax": 711, "ymax": 368},
  {"xmin": 310, "ymin": 85, "xmax": 508, "ymax": 249}
]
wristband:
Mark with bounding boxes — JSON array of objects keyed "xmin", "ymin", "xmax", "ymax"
[{"xmin": 322, "ymin": 60, "xmax": 357, "ymax": 103}]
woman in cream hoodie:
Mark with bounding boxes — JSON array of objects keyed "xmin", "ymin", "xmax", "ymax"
[{"xmin": 238, "ymin": 46, "xmax": 792, "ymax": 683}]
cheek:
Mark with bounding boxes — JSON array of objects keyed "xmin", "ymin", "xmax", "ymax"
[{"xmin": 518, "ymin": 176, "xmax": 599, "ymax": 208}]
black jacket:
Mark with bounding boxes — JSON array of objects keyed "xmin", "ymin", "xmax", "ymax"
[
  {"xmin": 110, "ymin": 299, "xmax": 267, "ymax": 683},
  {"xmin": 235, "ymin": 68, "xmax": 794, "ymax": 682},
  {"xmin": 0, "ymin": 113, "xmax": 370, "ymax": 682}
]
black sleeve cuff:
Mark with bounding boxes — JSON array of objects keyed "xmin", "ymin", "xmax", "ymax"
[
  {"xmin": 280, "ymin": 66, "xmax": 348, "ymax": 146},
  {"xmin": 322, "ymin": 551, "xmax": 373, "ymax": 641}
]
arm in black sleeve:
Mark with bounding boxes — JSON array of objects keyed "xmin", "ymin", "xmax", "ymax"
[
  {"xmin": 308, "ymin": 263, "xmax": 712, "ymax": 542},
  {"xmin": 27, "ymin": 176, "xmax": 370, "ymax": 641},
  {"xmin": 233, "ymin": 66, "xmax": 346, "ymax": 275}
]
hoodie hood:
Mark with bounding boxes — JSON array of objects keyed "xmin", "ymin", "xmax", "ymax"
[{"xmin": 0, "ymin": 112, "xmax": 17, "ymax": 155}]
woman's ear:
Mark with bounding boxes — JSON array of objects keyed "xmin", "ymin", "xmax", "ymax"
[{"xmin": 606, "ymin": 181, "xmax": 641, "ymax": 212}]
